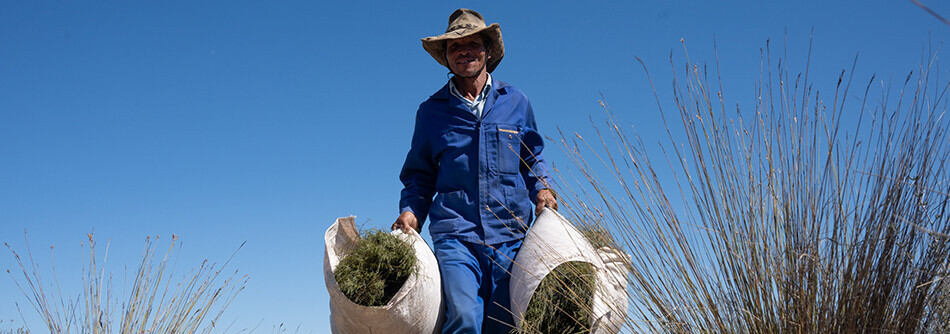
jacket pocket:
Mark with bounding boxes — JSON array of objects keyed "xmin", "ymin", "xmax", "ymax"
[{"xmin": 496, "ymin": 126, "xmax": 522, "ymax": 174}]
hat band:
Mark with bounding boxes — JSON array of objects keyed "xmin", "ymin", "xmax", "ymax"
[{"xmin": 446, "ymin": 23, "xmax": 482, "ymax": 33}]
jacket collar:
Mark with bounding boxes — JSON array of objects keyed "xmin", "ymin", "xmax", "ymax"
[
  {"xmin": 432, "ymin": 77, "xmax": 508, "ymax": 101},
  {"xmin": 432, "ymin": 78, "xmax": 508, "ymax": 119}
]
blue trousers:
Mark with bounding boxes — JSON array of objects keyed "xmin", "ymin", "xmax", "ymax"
[{"xmin": 433, "ymin": 237, "xmax": 522, "ymax": 334}]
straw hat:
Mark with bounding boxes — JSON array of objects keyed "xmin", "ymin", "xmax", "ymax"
[{"xmin": 421, "ymin": 8, "xmax": 504, "ymax": 73}]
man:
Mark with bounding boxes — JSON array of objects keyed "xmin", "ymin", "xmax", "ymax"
[{"xmin": 391, "ymin": 8, "xmax": 557, "ymax": 334}]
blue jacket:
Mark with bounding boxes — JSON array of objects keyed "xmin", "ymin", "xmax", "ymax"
[{"xmin": 399, "ymin": 79, "xmax": 551, "ymax": 245}]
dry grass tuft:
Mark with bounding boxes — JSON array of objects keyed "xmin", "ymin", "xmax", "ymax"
[
  {"xmin": 4, "ymin": 233, "xmax": 246, "ymax": 334},
  {"xmin": 0, "ymin": 320, "xmax": 28, "ymax": 334}
]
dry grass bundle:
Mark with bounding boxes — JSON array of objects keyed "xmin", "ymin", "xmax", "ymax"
[
  {"xmin": 549, "ymin": 39, "xmax": 950, "ymax": 333},
  {"xmin": 518, "ymin": 261, "xmax": 596, "ymax": 334},
  {"xmin": 4, "ymin": 233, "xmax": 246, "ymax": 334},
  {"xmin": 333, "ymin": 229, "xmax": 416, "ymax": 306}
]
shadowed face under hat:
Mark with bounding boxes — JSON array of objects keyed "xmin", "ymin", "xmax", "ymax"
[{"xmin": 421, "ymin": 8, "xmax": 504, "ymax": 73}]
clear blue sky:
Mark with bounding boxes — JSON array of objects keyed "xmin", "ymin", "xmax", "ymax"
[{"xmin": 2, "ymin": 0, "xmax": 947, "ymax": 332}]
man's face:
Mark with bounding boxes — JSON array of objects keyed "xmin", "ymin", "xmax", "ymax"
[{"xmin": 445, "ymin": 35, "xmax": 487, "ymax": 78}]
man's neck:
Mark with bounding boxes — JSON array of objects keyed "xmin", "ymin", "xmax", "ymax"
[{"xmin": 452, "ymin": 71, "xmax": 489, "ymax": 102}]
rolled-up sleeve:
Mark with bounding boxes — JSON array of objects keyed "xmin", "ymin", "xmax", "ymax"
[{"xmin": 399, "ymin": 108, "xmax": 438, "ymax": 226}]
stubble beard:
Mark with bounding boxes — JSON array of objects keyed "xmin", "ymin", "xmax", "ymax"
[{"xmin": 454, "ymin": 62, "xmax": 486, "ymax": 79}]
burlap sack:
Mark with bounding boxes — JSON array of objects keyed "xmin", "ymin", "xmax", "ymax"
[
  {"xmin": 510, "ymin": 208, "xmax": 629, "ymax": 333},
  {"xmin": 323, "ymin": 216, "xmax": 444, "ymax": 334}
]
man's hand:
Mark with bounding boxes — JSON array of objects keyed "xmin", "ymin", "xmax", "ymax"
[
  {"xmin": 535, "ymin": 189, "xmax": 558, "ymax": 216},
  {"xmin": 391, "ymin": 211, "xmax": 420, "ymax": 234}
]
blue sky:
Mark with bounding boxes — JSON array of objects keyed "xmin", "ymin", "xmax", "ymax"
[{"xmin": 1, "ymin": 0, "xmax": 948, "ymax": 332}]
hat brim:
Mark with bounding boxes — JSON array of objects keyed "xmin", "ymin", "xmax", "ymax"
[{"xmin": 421, "ymin": 23, "xmax": 504, "ymax": 73}]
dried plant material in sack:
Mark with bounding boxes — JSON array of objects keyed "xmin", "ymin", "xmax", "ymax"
[
  {"xmin": 333, "ymin": 229, "xmax": 416, "ymax": 306},
  {"xmin": 510, "ymin": 209, "xmax": 629, "ymax": 334},
  {"xmin": 324, "ymin": 216, "xmax": 444, "ymax": 334},
  {"xmin": 518, "ymin": 261, "xmax": 596, "ymax": 334}
]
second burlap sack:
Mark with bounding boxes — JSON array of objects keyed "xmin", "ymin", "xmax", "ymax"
[{"xmin": 510, "ymin": 208, "xmax": 629, "ymax": 333}]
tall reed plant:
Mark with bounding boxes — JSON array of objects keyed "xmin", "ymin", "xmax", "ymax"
[
  {"xmin": 5, "ymin": 233, "xmax": 246, "ymax": 334},
  {"xmin": 545, "ymin": 39, "xmax": 950, "ymax": 333}
]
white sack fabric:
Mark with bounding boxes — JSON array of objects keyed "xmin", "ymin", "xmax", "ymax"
[
  {"xmin": 323, "ymin": 216, "xmax": 444, "ymax": 334},
  {"xmin": 510, "ymin": 208, "xmax": 630, "ymax": 333}
]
